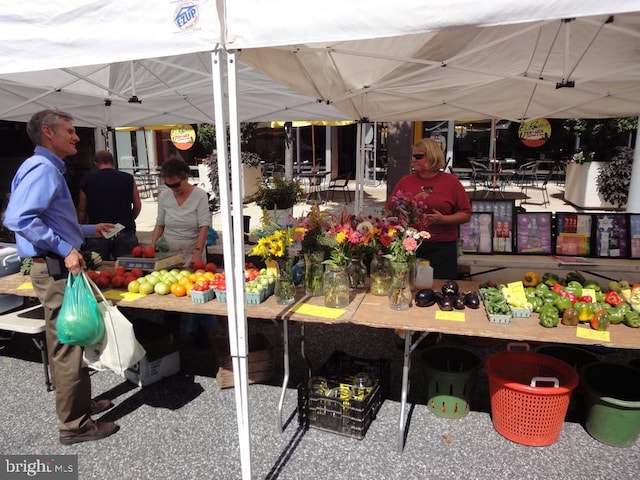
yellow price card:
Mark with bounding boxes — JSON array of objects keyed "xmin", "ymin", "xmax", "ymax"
[
  {"xmin": 581, "ymin": 288, "xmax": 597, "ymax": 302},
  {"xmin": 435, "ymin": 310, "xmax": 465, "ymax": 322},
  {"xmin": 576, "ymin": 326, "xmax": 610, "ymax": 342},
  {"xmin": 102, "ymin": 289, "xmax": 145, "ymax": 301},
  {"xmin": 507, "ymin": 281, "xmax": 528, "ymax": 306},
  {"xmin": 17, "ymin": 282, "xmax": 33, "ymax": 290},
  {"xmin": 290, "ymin": 303, "xmax": 346, "ymax": 319}
]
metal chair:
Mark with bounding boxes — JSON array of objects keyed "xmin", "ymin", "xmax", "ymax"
[
  {"xmin": 468, "ymin": 160, "xmax": 491, "ymax": 194},
  {"xmin": 520, "ymin": 168, "xmax": 553, "ymax": 207},
  {"xmin": 327, "ymin": 171, "xmax": 352, "ymax": 202}
]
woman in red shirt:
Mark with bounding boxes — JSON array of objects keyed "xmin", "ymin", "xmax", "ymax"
[{"xmin": 387, "ymin": 138, "xmax": 472, "ymax": 279}]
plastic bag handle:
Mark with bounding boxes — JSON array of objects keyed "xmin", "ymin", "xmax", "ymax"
[
  {"xmin": 530, "ymin": 376, "xmax": 559, "ymax": 388},
  {"xmin": 82, "ymin": 271, "xmax": 110, "ymax": 306},
  {"xmin": 506, "ymin": 342, "xmax": 530, "ymax": 352}
]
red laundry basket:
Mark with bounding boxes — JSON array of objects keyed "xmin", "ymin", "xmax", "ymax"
[{"xmin": 485, "ymin": 350, "xmax": 579, "ymax": 446}]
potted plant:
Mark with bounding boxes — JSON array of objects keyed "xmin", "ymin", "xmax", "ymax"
[
  {"xmin": 596, "ymin": 147, "xmax": 633, "ymax": 209},
  {"xmin": 248, "ymin": 174, "xmax": 303, "ymax": 210}
]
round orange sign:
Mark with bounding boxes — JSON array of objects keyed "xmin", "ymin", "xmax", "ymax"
[
  {"xmin": 170, "ymin": 125, "xmax": 196, "ymax": 150},
  {"xmin": 518, "ymin": 119, "xmax": 551, "ymax": 148}
]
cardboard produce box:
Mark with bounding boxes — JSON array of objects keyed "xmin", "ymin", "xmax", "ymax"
[
  {"xmin": 215, "ymin": 333, "xmax": 273, "ymax": 389},
  {"xmin": 124, "ymin": 319, "xmax": 180, "ymax": 387}
]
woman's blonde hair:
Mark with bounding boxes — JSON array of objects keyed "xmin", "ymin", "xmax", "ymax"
[{"xmin": 413, "ymin": 138, "xmax": 445, "ymax": 171}]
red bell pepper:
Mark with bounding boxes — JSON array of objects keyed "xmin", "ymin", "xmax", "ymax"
[
  {"xmin": 560, "ymin": 290, "xmax": 577, "ymax": 304},
  {"xmin": 604, "ymin": 291, "xmax": 624, "ymax": 306}
]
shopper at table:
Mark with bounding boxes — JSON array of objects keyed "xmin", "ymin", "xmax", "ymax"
[
  {"xmin": 387, "ymin": 138, "xmax": 471, "ymax": 279},
  {"xmin": 77, "ymin": 150, "xmax": 142, "ymax": 260},
  {"xmin": 3, "ymin": 109, "xmax": 118, "ymax": 445},
  {"xmin": 150, "ymin": 156, "xmax": 217, "ymax": 348}
]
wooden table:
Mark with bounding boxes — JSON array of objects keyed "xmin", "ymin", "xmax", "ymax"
[
  {"xmin": 0, "ymin": 272, "xmax": 366, "ymax": 434},
  {"xmin": 353, "ymin": 279, "xmax": 640, "ymax": 451},
  {"xmin": 4, "ymin": 272, "xmax": 640, "ymax": 452}
]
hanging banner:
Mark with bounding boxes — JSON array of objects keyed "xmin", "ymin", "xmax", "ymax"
[
  {"xmin": 170, "ymin": 124, "xmax": 196, "ymax": 150},
  {"xmin": 518, "ymin": 118, "xmax": 551, "ymax": 148}
]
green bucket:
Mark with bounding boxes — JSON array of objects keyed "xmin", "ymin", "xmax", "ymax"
[
  {"xmin": 581, "ymin": 362, "xmax": 640, "ymax": 447},
  {"xmin": 422, "ymin": 346, "xmax": 482, "ymax": 419}
]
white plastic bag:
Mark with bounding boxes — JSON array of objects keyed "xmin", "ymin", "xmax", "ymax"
[{"xmin": 83, "ymin": 278, "xmax": 146, "ymax": 375}]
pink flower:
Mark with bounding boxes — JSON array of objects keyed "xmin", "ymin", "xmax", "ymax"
[{"xmin": 402, "ymin": 237, "xmax": 418, "ymax": 252}]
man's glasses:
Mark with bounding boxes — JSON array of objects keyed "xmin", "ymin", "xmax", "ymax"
[
  {"xmin": 164, "ymin": 180, "xmax": 182, "ymax": 189},
  {"xmin": 412, "ymin": 153, "xmax": 426, "ymax": 160}
]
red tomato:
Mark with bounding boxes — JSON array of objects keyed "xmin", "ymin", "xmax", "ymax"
[
  {"xmin": 142, "ymin": 246, "xmax": 155, "ymax": 258},
  {"xmin": 131, "ymin": 246, "xmax": 143, "ymax": 258}
]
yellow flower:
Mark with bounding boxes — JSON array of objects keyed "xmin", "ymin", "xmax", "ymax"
[{"xmin": 335, "ymin": 231, "xmax": 347, "ymax": 244}]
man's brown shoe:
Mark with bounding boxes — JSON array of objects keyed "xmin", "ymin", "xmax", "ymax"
[
  {"xmin": 59, "ymin": 420, "xmax": 119, "ymax": 445},
  {"xmin": 90, "ymin": 399, "xmax": 114, "ymax": 415}
]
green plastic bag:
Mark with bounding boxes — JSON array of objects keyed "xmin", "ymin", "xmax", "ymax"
[
  {"xmin": 57, "ymin": 272, "xmax": 105, "ymax": 346},
  {"xmin": 156, "ymin": 236, "xmax": 170, "ymax": 253}
]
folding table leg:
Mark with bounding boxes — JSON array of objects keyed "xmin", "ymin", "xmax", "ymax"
[
  {"xmin": 32, "ymin": 334, "xmax": 52, "ymax": 392},
  {"xmin": 397, "ymin": 330, "xmax": 412, "ymax": 452},
  {"xmin": 277, "ymin": 318, "xmax": 289, "ymax": 433}
]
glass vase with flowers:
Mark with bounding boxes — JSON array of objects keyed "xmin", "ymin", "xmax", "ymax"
[
  {"xmin": 293, "ymin": 205, "xmax": 332, "ymax": 297},
  {"xmin": 379, "ymin": 221, "xmax": 430, "ymax": 311},
  {"xmin": 250, "ymin": 213, "xmax": 305, "ymax": 305}
]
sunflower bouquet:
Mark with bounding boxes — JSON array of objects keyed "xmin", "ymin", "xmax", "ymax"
[{"xmin": 250, "ymin": 215, "xmax": 305, "ymax": 303}]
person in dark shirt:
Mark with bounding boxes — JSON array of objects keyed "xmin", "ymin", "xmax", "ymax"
[{"xmin": 77, "ymin": 150, "xmax": 142, "ymax": 260}]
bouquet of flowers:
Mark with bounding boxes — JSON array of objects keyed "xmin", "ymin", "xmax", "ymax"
[
  {"xmin": 249, "ymin": 218, "xmax": 305, "ymax": 304},
  {"xmin": 379, "ymin": 223, "xmax": 430, "ymax": 264},
  {"xmin": 378, "ymin": 220, "xmax": 431, "ymax": 310},
  {"xmin": 318, "ymin": 209, "xmax": 377, "ymax": 268},
  {"xmin": 386, "ymin": 189, "xmax": 431, "ymax": 232},
  {"xmin": 293, "ymin": 205, "xmax": 333, "ymax": 295}
]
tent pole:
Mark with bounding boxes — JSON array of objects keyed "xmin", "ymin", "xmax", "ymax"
[
  {"xmin": 626, "ymin": 118, "xmax": 640, "ymax": 213},
  {"xmin": 212, "ymin": 49, "xmax": 252, "ymax": 480}
]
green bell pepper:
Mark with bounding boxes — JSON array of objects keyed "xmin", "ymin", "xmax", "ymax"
[
  {"xmin": 542, "ymin": 272, "xmax": 561, "ymax": 287},
  {"xmin": 624, "ymin": 311, "xmax": 640, "ymax": 328},
  {"xmin": 539, "ymin": 305, "xmax": 560, "ymax": 328},
  {"xmin": 607, "ymin": 305, "xmax": 626, "ymax": 325},
  {"xmin": 529, "ymin": 296, "xmax": 544, "ymax": 313},
  {"xmin": 583, "ymin": 280, "xmax": 601, "ymax": 292},
  {"xmin": 564, "ymin": 281, "xmax": 583, "ymax": 298},
  {"xmin": 554, "ymin": 296, "xmax": 573, "ymax": 314},
  {"xmin": 565, "ymin": 271, "xmax": 586, "ymax": 285}
]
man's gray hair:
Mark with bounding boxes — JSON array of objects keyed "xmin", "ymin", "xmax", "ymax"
[{"xmin": 26, "ymin": 109, "xmax": 74, "ymax": 146}]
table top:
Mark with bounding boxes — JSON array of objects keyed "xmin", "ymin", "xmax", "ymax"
[
  {"xmin": 2, "ymin": 274, "xmax": 639, "ymax": 349},
  {"xmin": 0, "ymin": 273, "xmax": 363, "ymax": 325},
  {"xmin": 352, "ymin": 279, "xmax": 640, "ymax": 350}
]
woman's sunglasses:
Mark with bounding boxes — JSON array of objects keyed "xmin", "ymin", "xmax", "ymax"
[
  {"xmin": 412, "ymin": 153, "xmax": 426, "ymax": 160},
  {"xmin": 164, "ymin": 180, "xmax": 182, "ymax": 189}
]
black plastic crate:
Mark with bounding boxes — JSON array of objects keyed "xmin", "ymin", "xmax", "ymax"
[
  {"xmin": 320, "ymin": 350, "xmax": 390, "ymax": 395},
  {"xmin": 297, "ymin": 351, "xmax": 389, "ymax": 440}
]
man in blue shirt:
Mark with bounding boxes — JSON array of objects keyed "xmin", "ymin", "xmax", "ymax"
[{"xmin": 4, "ymin": 110, "xmax": 118, "ymax": 445}]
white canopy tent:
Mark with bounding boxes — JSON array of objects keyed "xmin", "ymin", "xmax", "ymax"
[
  {"xmin": 228, "ymin": 2, "xmax": 640, "ymax": 121},
  {"xmin": 228, "ymin": 2, "xmax": 640, "ymax": 212},
  {"xmin": 2, "ymin": 2, "xmax": 640, "ymax": 478}
]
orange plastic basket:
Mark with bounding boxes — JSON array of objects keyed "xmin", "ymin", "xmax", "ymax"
[{"xmin": 485, "ymin": 350, "xmax": 579, "ymax": 446}]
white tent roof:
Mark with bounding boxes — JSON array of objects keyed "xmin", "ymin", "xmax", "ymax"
[
  {"xmin": 0, "ymin": 53, "xmax": 350, "ymax": 127},
  {"xmin": 0, "ymin": 0, "xmax": 349, "ymax": 127},
  {"xmin": 228, "ymin": 3, "xmax": 640, "ymax": 120}
]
